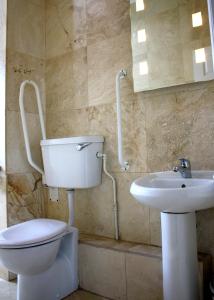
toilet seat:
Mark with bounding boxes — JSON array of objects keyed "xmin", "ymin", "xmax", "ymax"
[{"xmin": 0, "ymin": 219, "xmax": 67, "ymax": 249}]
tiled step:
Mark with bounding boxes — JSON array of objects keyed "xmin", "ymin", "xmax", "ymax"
[{"xmin": 79, "ymin": 234, "xmax": 212, "ymax": 300}]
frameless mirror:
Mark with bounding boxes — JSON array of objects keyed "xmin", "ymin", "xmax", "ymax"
[{"xmin": 130, "ymin": 0, "xmax": 214, "ymax": 92}]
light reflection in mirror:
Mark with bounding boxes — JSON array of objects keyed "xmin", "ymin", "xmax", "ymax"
[{"xmin": 192, "ymin": 12, "xmax": 203, "ymax": 27}]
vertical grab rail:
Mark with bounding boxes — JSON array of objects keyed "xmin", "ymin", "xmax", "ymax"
[
  {"xmin": 19, "ymin": 80, "xmax": 46, "ymax": 180},
  {"xmin": 115, "ymin": 70, "xmax": 129, "ymax": 171}
]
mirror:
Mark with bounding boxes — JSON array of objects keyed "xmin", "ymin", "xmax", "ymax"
[{"xmin": 130, "ymin": 0, "xmax": 214, "ymax": 92}]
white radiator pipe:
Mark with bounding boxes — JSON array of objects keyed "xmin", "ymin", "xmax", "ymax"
[
  {"xmin": 115, "ymin": 70, "xmax": 129, "ymax": 171},
  {"xmin": 19, "ymin": 80, "xmax": 46, "ymax": 181},
  {"xmin": 97, "ymin": 153, "xmax": 119, "ymax": 240}
]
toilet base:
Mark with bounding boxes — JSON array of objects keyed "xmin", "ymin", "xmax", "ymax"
[{"xmin": 17, "ymin": 227, "xmax": 78, "ymax": 300}]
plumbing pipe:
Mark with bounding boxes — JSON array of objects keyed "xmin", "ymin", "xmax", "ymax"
[
  {"xmin": 67, "ymin": 189, "xmax": 75, "ymax": 226},
  {"xmin": 97, "ymin": 153, "xmax": 119, "ymax": 240},
  {"xmin": 19, "ymin": 80, "xmax": 46, "ymax": 182},
  {"xmin": 115, "ymin": 70, "xmax": 129, "ymax": 171}
]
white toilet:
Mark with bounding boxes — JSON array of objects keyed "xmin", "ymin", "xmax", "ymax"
[{"xmin": 0, "ymin": 136, "xmax": 104, "ymax": 300}]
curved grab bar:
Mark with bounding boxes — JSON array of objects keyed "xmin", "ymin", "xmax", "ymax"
[
  {"xmin": 115, "ymin": 70, "xmax": 129, "ymax": 171},
  {"xmin": 19, "ymin": 80, "xmax": 46, "ymax": 177}
]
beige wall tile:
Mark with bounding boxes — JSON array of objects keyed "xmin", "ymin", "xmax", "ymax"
[
  {"xmin": 30, "ymin": 0, "xmax": 45, "ymax": 8},
  {"xmin": 88, "ymin": 101, "xmax": 147, "ymax": 173},
  {"xmin": 7, "ymin": 0, "xmax": 45, "ymax": 58},
  {"xmin": 87, "ymin": 31, "xmax": 133, "ymax": 106},
  {"xmin": 6, "ymin": 50, "xmax": 45, "ymax": 113},
  {"xmin": 75, "ymin": 174, "xmax": 115, "ymax": 238},
  {"xmin": 149, "ymin": 208, "xmax": 161, "ymax": 247},
  {"xmin": 145, "ymin": 81, "xmax": 214, "ymax": 172},
  {"xmin": 46, "ymin": 108, "xmax": 89, "ymax": 138},
  {"xmin": 45, "ymin": 188, "xmax": 69, "ymax": 223},
  {"xmin": 86, "ymin": 0, "xmax": 130, "ymax": 46},
  {"xmin": 46, "ymin": 0, "xmax": 86, "ymax": 59},
  {"xmin": 46, "ymin": 48, "xmax": 88, "ymax": 111},
  {"xmin": 126, "ymin": 253, "xmax": 163, "ymax": 300},
  {"xmin": 79, "ymin": 244, "xmax": 126, "ymax": 299},
  {"xmin": 7, "ymin": 173, "xmax": 46, "ymax": 226},
  {"xmin": 197, "ymin": 208, "xmax": 214, "ymax": 264},
  {"xmin": 6, "ymin": 111, "xmax": 43, "ymax": 173},
  {"xmin": 116, "ymin": 173, "xmax": 150, "ymax": 244}
]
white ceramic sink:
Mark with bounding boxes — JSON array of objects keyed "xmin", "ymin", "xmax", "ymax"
[{"xmin": 130, "ymin": 171, "xmax": 214, "ymax": 213}]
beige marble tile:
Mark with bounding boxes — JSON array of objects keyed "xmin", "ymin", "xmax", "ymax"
[
  {"xmin": 29, "ymin": 0, "xmax": 45, "ymax": 8},
  {"xmin": 116, "ymin": 173, "xmax": 150, "ymax": 244},
  {"xmin": 0, "ymin": 279, "xmax": 17, "ymax": 300},
  {"xmin": 128, "ymin": 244, "xmax": 161, "ymax": 259},
  {"xmin": 197, "ymin": 208, "xmax": 214, "ymax": 265},
  {"xmin": 145, "ymin": 81, "xmax": 214, "ymax": 172},
  {"xmin": 87, "ymin": 31, "xmax": 134, "ymax": 106},
  {"xmin": 6, "ymin": 50, "xmax": 45, "ymax": 113},
  {"xmin": 149, "ymin": 208, "xmax": 161, "ymax": 247},
  {"xmin": 64, "ymin": 289, "xmax": 108, "ymax": 300},
  {"xmin": 86, "ymin": 0, "xmax": 130, "ymax": 46},
  {"xmin": 88, "ymin": 101, "xmax": 147, "ymax": 173},
  {"xmin": 7, "ymin": 0, "xmax": 45, "ymax": 58},
  {"xmin": 0, "ymin": 279, "xmax": 108, "ymax": 300},
  {"xmin": 6, "ymin": 111, "xmax": 43, "ymax": 173},
  {"xmin": 7, "ymin": 173, "xmax": 46, "ymax": 226},
  {"xmin": 46, "ymin": 108, "xmax": 89, "ymax": 138},
  {"xmin": 45, "ymin": 188, "xmax": 69, "ymax": 223},
  {"xmin": 46, "ymin": 0, "xmax": 87, "ymax": 59},
  {"xmin": 46, "ymin": 48, "xmax": 88, "ymax": 111},
  {"xmin": 79, "ymin": 244, "xmax": 126, "ymax": 299},
  {"xmin": 126, "ymin": 253, "xmax": 163, "ymax": 300},
  {"xmin": 80, "ymin": 234, "xmax": 135, "ymax": 253},
  {"xmin": 75, "ymin": 173, "xmax": 115, "ymax": 238}
]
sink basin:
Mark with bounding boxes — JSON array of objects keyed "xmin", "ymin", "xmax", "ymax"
[{"xmin": 130, "ymin": 171, "xmax": 214, "ymax": 213}]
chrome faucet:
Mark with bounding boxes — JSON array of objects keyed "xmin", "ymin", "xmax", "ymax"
[{"xmin": 173, "ymin": 158, "xmax": 192, "ymax": 178}]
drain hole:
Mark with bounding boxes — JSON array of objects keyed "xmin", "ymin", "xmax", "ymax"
[{"xmin": 181, "ymin": 184, "xmax": 186, "ymax": 188}]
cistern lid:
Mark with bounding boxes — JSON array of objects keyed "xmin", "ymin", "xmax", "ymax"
[
  {"xmin": 0, "ymin": 219, "xmax": 67, "ymax": 247},
  {"xmin": 40, "ymin": 135, "xmax": 104, "ymax": 146}
]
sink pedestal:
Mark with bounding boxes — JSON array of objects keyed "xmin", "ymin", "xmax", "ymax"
[{"xmin": 161, "ymin": 212, "xmax": 199, "ymax": 300}]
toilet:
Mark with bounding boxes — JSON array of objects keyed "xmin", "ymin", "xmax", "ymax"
[
  {"xmin": 0, "ymin": 136, "xmax": 104, "ymax": 300},
  {"xmin": 0, "ymin": 219, "xmax": 78, "ymax": 300}
]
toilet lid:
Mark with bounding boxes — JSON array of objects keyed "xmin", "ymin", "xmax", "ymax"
[{"xmin": 0, "ymin": 219, "xmax": 67, "ymax": 247}]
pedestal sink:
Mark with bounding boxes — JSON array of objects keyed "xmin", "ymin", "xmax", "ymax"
[{"xmin": 130, "ymin": 171, "xmax": 214, "ymax": 300}]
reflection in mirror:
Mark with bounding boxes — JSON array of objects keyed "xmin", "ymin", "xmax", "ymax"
[{"xmin": 130, "ymin": 0, "xmax": 214, "ymax": 92}]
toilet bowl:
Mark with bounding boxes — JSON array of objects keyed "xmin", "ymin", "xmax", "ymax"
[{"xmin": 0, "ymin": 219, "xmax": 78, "ymax": 300}]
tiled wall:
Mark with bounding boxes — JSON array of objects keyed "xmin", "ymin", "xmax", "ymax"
[
  {"xmin": 45, "ymin": 0, "xmax": 214, "ymax": 269},
  {"xmin": 6, "ymin": 0, "xmax": 47, "ymax": 226}
]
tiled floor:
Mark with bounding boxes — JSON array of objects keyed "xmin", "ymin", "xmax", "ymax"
[{"xmin": 0, "ymin": 278, "xmax": 108, "ymax": 300}]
